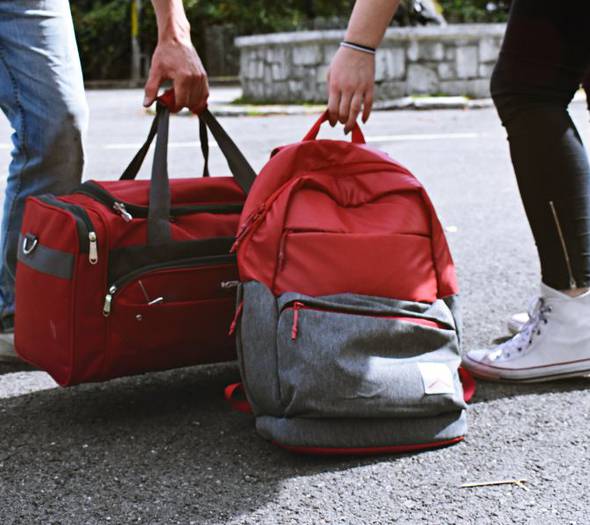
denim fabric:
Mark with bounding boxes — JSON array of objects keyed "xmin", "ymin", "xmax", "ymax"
[{"xmin": 0, "ymin": 0, "xmax": 88, "ymax": 316}]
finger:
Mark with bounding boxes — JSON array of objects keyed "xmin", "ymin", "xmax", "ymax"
[
  {"xmin": 143, "ymin": 68, "xmax": 161, "ymax": 107},
  {"xmin": 345, "ymin": 92, "xmax": 363, "ymax": 134},
  {"xmin": 362, "ymin": 87, "xmax": 374, "ymax": 123},
  {"xmin": 338, "ymin": 91, "xmax": 352, "ymax": 126},
  {"xmin": 188, "ymin": 75, "xmax": 209, "ymax": 114},
  {"xmin": 173, "ymin": 76, "xmax": 192, "ymax": 110},
  {"xmin": 327, "ymin": 84, "xmax": 340, "ymax": 127}
]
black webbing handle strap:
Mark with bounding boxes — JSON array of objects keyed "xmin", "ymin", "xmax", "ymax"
[
  {"xmin": 147, "ymin": 104, "xmax": 173, "ymax": 245},
  {"xmin": 119, "ymin": 96, "xmax": 257, "ymax": 245},
  {"xmin": 120, "ymin": 109, "xmax": 210, "ymax": 181},
  {"xmin": 198, "ymin": 108, "xmax": 256, "ymax": 194}
]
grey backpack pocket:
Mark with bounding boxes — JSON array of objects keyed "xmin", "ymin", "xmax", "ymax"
[
  {"xmin": 276, "ymin": 296, "xmax": 466, "ymax": 419},
  {"xmin": 238, "ymin": 281, "xmax": 466, "ymax": 424}
]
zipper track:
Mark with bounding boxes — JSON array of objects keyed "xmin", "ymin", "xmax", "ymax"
[
  {"xmin": 110, "ymin": 253, "xmax": 235, "ymax": 298},
  {"xmin": 77, "ymin": 181, "xmax": 243, "ymax": 218},
  {"xmin": 549, "ymin": 201, "xmax": 577, "ymax": 289},
  {"xmin": 283, "ymin": 302, "xmax": 447, "ymax": 328},
  {"xmin": 38, "ymin": 195, "xmax": 94, "ymax": 252}
]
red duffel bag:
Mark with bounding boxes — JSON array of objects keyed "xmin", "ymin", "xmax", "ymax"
[{"xmin": 14, "ymin": 93, "xmax": 256, "ymax": 386}]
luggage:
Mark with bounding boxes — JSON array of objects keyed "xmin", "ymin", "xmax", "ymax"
[
  {"xmin": 15, "ymin": 92, "xmax": 256, "ymax": 386},
  {"xmin": 228, "ymin": 111, "xmax": 475, "ymax": 454}
]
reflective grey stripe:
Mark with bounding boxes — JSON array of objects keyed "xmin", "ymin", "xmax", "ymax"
[{"xmin": 17, "ymin": 234, "xmax": 75, "ymax": 280}]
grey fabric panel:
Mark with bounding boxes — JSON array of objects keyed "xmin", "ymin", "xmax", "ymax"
[
  {"xmin": 278, "ymin": 292, "xmax": 457, "ymax": 330},
  {"xmin": 256, "ymin": 410, "xmax": 467, "ymax": 449},
  {"xmin": 17, "ymin": 234, "xmax": 74, "ymax": 280},
  {"xmin": 238, "ymin": 281, "xmax": 283, "ymax": 416},
  {"xmin": 276, "ymin": 300, "xmax": 465, "ymax": 419},
  {"xmin": 443, "ymin": 294, "xmax": 462, "ymax": 347}
]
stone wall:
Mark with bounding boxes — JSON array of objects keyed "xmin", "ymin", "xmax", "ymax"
[{"xmin": 235, "ymin": 24, "xmax": 506, "ymax": 103}]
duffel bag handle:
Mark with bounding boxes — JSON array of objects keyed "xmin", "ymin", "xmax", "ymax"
[
  {"xmin": 302, "ymin": 109, "xmax": 366, "ymax": 144},
  {"xmin": 119, "ymin": 90, "xmax": 257, "ymax": 245},
  {"xmin": 120, "ymin": 99, "xmax": 211, "ymax": 181}
]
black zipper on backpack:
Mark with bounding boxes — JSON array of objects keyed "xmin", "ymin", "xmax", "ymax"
[
  {"xmin": 102, "ymin": 253, "xmax": 236, "ymax": 316},
  {"xmin": 76, "ymin": 180, "xmax": 243, "ymax": 221},
  {"xmin": 37, "ymin": 195, "xmax": 98, "ymax": 263}
]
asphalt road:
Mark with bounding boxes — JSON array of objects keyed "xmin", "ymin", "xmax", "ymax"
[{"xmin": 1, "ymin": 89, "xmax": 590, "ymax": 524}]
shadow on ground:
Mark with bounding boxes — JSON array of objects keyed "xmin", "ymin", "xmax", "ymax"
[{"xmin": 0, "ymin": 362, "xmax": 424, "ymax": 524}]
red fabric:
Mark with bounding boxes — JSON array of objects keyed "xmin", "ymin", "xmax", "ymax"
[
  {"xmin": 236, "ymin": 122, "xmax": 458, "ymax": 302},
  {"xmin": 275, "ymin": 437, "xmax": 464, "ymax": 456},
  {"xmin": 459, "ymin": 367, "xmax": 476, "ymax": 402},
  {"xmin": 15, "ymin": 176, "xmax": 244, "ymax": 386},
  {"xmin": 224, "ymin": 383, "xmax": 252, "ymax": 414},
  {"xmin": 303, "ymin": 110, "xmax": 366, "ymax": 144}
]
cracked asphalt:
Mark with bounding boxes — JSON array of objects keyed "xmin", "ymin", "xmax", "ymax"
[{"xmin": 0, "ymin": 88, "xmax": 589, "ymax": 524}]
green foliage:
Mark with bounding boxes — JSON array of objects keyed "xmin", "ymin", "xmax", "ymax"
[
  {"xmin": 71, "ymin": 1, "xmax": 131, "ymax": 80},
  {"xmin": 439, "ymin": 0, "xmax": 510, "ymax": 23}
]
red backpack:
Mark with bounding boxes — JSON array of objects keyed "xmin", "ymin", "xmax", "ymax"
[{"xmin": 229, "ymin": 112, "xmax": 474, "ymax": 454}]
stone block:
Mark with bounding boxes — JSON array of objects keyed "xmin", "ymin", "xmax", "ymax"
[
  {"xmin": 438, "ymin": 62, "xmax": 456, "ymax": 80},
  {"xmin": 479, "ymin": 37, "xmax": 500, "ymax": 63},
  {"xmin": 445, "ymin": 46, "xmax": 456, "ymax": 61},
  {"xmin": 407, "ymin": 40, "xmax": 419, "ymax": 61},
  {"xmin": 407, "ymin": 40, "xmax": 444, "ymax": 62},
  {"xmin": 316, "ymin": 65, "xmax": 330, "ymax": 84},
  {"xmin": 272, "ymin": 62, "xmax": 289, "ymax": 81},
  {"xmin": 245, "ymin": 59, "xmax": 264, "ymax": 80},
  {"xmin": 288, "ymin": 80, "xmax": 304, "ymax": 97},
  {"xmin": 375, "ymin": 81, "xmax": 406, "ymax": 100},
  {"xmin": 406, "ymin": 64, "xmax": 439, "ymax": 94},
  {"xmin": 324, "ymin": 44, "xmax": 340, "ymax": 62},
  {"xmin": 291, "ymin": 66, "xmax": 307, "ymax": 80},
  {"xmin": 439, "ymin": 79, "xmax": 490, "ymax": 98},
  {"xmin": 455, "ymin": 45, "xmax": 478, "ymax": 79},
  {"xmin": 292, "ymin": 45, "xmax": 322, "ymax": 66},
  {"xmin": 479, "ymin": 63, "xmax": 495, "ymax": 78},
  {"xmin": 376, "ymin": 47, "xmax": 406, "ymax": 81}
]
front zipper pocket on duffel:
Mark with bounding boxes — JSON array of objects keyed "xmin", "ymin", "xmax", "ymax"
[
  {"xmin": 103, "ymin": 257, "xmax": 238, "ymax": 379},
  {"xmin": 275, "ymin": 295, "xmax": 466, "ymax": 419},
  {"xmin": 76, "ymin": 181, "xmax": 243, "ymax": 221}
]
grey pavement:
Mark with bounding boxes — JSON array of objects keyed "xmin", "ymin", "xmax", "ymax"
[{"xmin": 1, "ymin": 89, "xmax": 590, "ymax": 524}]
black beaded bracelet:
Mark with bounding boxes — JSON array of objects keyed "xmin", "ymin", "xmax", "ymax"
[{"xmin": 340, "ymin": 41, "xmax": 377, "ymax": 55}]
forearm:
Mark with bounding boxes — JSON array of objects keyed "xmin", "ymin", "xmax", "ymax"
[
  {"xmin": 345, "ymin": 0, "xmax": 401, "ymax": 48},
  {"xmin": 151, "ymin": 0, "xmax": 191, "ymax": 42}
]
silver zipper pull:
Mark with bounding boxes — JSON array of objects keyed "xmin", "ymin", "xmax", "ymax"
[
  {"xmin": 103, "ymin": 286, "xmax": 116, "ymax": 317},
  {"xmin": 220, "ymin": 280, "xmax": 240, "ymax": 290},
  {"xmin": 113, "ymin": 202, "xmax": 133, "ymax": 222},
  {"xmin": 88, "ymin": 232, "xmax": 98, "ymax": 264},
  {"xmin": 103, "ymin": 294, "xmax": 112, "ymax": 317}
]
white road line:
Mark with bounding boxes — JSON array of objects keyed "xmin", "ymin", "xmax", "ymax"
[
  {"xmin": 0, "ymin": 132, "xmax": 480, "ymax": 152},
  {"xmin": 365, "ymin": 132, "xmax": 480, "ymax": 142},
  {"xmin": 103, "ymin": 141, "xmax": 219, "ymax": 150}
]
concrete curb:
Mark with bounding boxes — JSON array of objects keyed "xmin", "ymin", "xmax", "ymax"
[
  {"xmin": 148, "ymin": 96, "xmax": 496, "ymax": 118},
  {"xmin": 146, "ymin": 90, "xmax": 586, "ymax": 117}
]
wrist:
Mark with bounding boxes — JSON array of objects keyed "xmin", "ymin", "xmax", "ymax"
[{"xmin": 157, "ymin": 14, "xmax": 191, "ymax": 43}]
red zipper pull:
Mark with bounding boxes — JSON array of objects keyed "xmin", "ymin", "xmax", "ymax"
[
  {"xmin": 229, "ymin": 301, "xmax": 244, "ymax": 336},
  {"xmin": 231, "ymin": 204, "xmax": 266, "ymax": 253},
  {"xmin": 291, "ymin": 301, "xmax": 304, "ymax": 341}
]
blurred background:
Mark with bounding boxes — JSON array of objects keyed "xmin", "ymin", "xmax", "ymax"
[{"xmin": 73, "ymin": 0, "xmax": 510, "ymax": 83}]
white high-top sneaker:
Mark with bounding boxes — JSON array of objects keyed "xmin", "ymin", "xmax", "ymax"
[{"xmin": 463, "ymin": 284, "xmax": 590, "ymax": 382}]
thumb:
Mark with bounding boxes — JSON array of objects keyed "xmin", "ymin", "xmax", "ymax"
[{"xmin": 143, "ymin": 68, "xmax": 161, "ymax": 107}]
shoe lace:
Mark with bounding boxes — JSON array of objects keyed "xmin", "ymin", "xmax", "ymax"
[{"xmin": 492, "ymin": 298, "xmax": 552, "ymax": 360}]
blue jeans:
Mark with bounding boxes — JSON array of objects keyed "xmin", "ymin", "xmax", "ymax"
[{"xmin": 0, "ymin": 0, "xmax": 88, "ymax": 317}]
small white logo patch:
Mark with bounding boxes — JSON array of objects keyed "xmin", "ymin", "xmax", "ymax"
[{"xmin": 418, "ymin": 363, "xmax": 455, "ymax": 395}]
